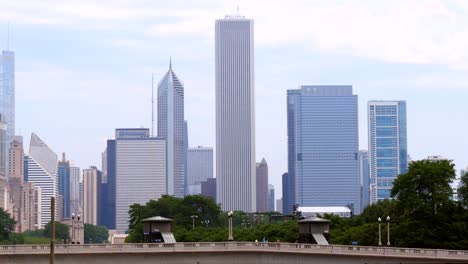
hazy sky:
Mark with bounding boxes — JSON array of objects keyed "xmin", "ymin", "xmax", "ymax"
[{"xmin": 2, "ymin": 0, "xmax": 468, "ymax": 197}]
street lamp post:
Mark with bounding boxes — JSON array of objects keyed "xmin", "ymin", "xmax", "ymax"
[
  {"xmin": 71, "ymin": 213, "xmax": 75, "ymax": 244},
  {"xmin": 228, "ymin": 211, "xmax": 233, "ymax": 241},
  {"xmin": 191, "ymin": 215, "xmax": 198, "ymax": 230},
  {"xmin": 378, "ymin": 217, "xmax": 382, "ymax": 246},
  {"xmin": 386, "ymin": 216, "xmax": 391, "ymax": 246}
]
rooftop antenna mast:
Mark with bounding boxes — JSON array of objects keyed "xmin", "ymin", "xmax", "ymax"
[{"xmin": 151, "ymin": 73, "xmax": 154, "ymax": 137}]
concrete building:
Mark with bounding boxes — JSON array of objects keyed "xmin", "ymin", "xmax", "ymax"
[
  {"xmin": 268, "ymin": 184, "xmax": 275, "ymax": 212},
  {"xmin": 83, "ymin": 167, "xmax": 101, "ymax": 225},
  {"xmin": 57, "ymin": 153, "xmax": 71, "ymax": 219},
  {"xmin": 106, "ymin": 128, "xmax": 166, "ymax": 233},
  {"xmin": 215, "ymin": 15, "xmax": 256, "ymax": 212},
  {"xmin": 0, "ymin": 116, "xmax": 6, "ymax": 209},
  {"xmin": 187, "ymin": 146, "xmax": 213, "ymax": 195},
  {"xmin": 359, "ymin": 150, "xmax": 370, "ymax": 212},
  {"xmin": 70, "ymin": 165, "xmax": 81, "ymax": 216},
  {"xmin": 22, "ymin": 182, "xmax": 41, "ymax": 231},
  {"xmin": 157, "ymin": 62, "xmax": 185, "ymax": 197},
  {"xmin": 287, "ymin": 86, "xmax": 360, "ymax": 215},
  {"xmin": 201, "ymin": 178, "xmax": 216, "ymax": 201},
  {"xmin": 25, "ymin": 133, "xmax": 58, "ymax": 228},
  {"xmin": 368, "ymin": 101, "xmax": 407, "ymax": 204},
  {"xmin": 256, "ymin": 158, "xmax": 268, "ymax": 212},
  {"xmin": 8, "ymin": 136, "xmax": 23, "ymax": 231},
  {"xmin": 0, "ymin": 50, "xmax": 15, "ymax": 173}
]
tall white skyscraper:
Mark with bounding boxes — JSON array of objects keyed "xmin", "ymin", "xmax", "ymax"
[
  {"xmin": 157, "ymin": 62, "xmax": 185, "ymax": 197},
  {"xmin": 25, "ymin": 133, "xmax": 58, "ymax": 228},
  {"xmin": 0, "ymin": 50, "xmax": 15, "ymax": 175},
  {"xmin": 215, "ymin": 15, "xmax": 256, "ymax": 212},
  {"xmin": 83, "ymin": 167, "xmax": 99, "ymax": 225}
]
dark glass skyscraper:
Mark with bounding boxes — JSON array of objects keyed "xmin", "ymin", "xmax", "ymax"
[
  {"xmin": 287, "ymin": 86, "xmax": 360, "ymax": 215},
  {"xmin": 57, "ymin": 153, "xmax": 71, "ymax": 219},
  {"xmin": 157, "ymin": 62, "xmax": 185, "ymax": 197}
]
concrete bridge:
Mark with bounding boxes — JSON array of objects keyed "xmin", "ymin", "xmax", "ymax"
[{"xmin": 0, "ymin": 242, "xmax": 467, "ymax": 264}]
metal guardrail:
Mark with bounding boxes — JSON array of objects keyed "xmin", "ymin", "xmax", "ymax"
[{"xmin": 0, "ymin": 243, "xmax": 467, "ymax": 260}]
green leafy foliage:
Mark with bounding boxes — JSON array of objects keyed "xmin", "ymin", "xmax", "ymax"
[
  {"xmin": 0, "ymin": 208, "xmax": 16, "ymax": 243},
  {"xmin": 458, "ymin": 172, "xmax": 468, "ymax": 207},
  {"xmin": 44, "ymin": 221, "xmax": 70, "ymax": 242},
  {"xmin": 326, "ymin": 159, "xmax": 468, "ymax": 249},
  {"xmin": 84, "ymin": 224, "xmax": 109, "ymax": 243}
]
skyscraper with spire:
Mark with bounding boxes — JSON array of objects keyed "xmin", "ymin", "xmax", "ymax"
[
  {"xmin": 157, "ymin": 60, "xmax": 185, "ymax": 197},
  {"xmin": 215, "ymin": 14, "xmax": 256, "ymax": 212}
]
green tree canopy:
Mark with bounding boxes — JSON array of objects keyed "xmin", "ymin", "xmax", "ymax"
[
  {"xmin": 0, "ymin": 208, "xmax": 16, "ymax": 242},
  {"xmin": 458, "ymin": 172, "xmax": 468, "ymax": 207},
  {"xmin": 44, "ymin": 221, "xmax": 70, "ymax": 242},
  {"xmin": 84, "ymin": 224, "xmax": 109, "ymax": 243}
]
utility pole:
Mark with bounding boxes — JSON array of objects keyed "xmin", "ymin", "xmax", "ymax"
[{"xmin": 50, "ymin": 197, "xmax": 55, "ymax": 264}]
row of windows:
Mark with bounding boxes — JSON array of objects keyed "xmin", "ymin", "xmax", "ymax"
[
  {"xmin": 377, "ymin": 148, "xmax": 398, "ymax": 158},
  {"xmin": 376, "ymin": 116, "xmax": 397, "ymax": 126},
  {"xmin": 375, "ymin": 106, "xmax": 397, "ymax": 115},
  {"xmin": 377, "ymin": 189, "xmax": 391, "ymax": 199},
  {"xmin": 377, "ymin": 158, "xmax": 398, "ymax": 167},
  {"xmin": 376, "ymin": 138, "xmax": 397, "ymax": 147},
  {"xmin": 377, "ymin": 178, "xmax": 395, "ymax": 187},
  {"xmin": 376, "ymin": 127, "xmax": 397, "ymax": 137},
  {"xmin": 377, "ymin": 168, "xmax": 398, "ymax": 177},
  {"xmin": 297, "ymin": 152, "xmax": 358, "ymax": 161}
]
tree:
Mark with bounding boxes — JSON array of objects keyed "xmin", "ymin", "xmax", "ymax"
[
  {"xmin": 0, "ymin": 208, "xmax": 16, "ymax": 242},
  {"xmin": 458, "ymin": 172, "xmax": 468, "ymax": 207},
  {"xmin": 44, "ymin": 221, "xmax": 70, "ymax": 242},
  {"xmin": 84, "ymin": 224, "xmax": 109, "ymax": 243},
  {"xmin": 391, "ymin": 159, "xmax": 456, "ymax": 217}
]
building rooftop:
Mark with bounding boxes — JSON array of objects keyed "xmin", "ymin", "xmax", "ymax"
[
  {"xmin": 142, "ymin": 216, "xmax": 173, "ymax": 223},
  {"xmin": 298, "ymin": 217, "xmax": 331, "ymax": 223}
]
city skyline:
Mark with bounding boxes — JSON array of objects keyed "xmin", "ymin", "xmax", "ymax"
[{"xmin": 1, "ymin": 1, "xmax": 468, "ymax": 199}]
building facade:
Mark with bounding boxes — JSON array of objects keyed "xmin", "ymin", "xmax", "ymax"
[
  {"xmin": 106, "ymin": 128, "xmax": 167, "ymax": 233},
  {"xmin": 215, "ymin": 15, "xmax": 256, "ymax": 212},
  {"xmin": 57, "ymin": 153, "xmax": 71, "ymax": 219},
  {"xmin": 0, "ymin": 50, "xmax": 15, "ymax": 173},
  {"xmin": 186, "ymin": 146, "xmax": 213, "ymax": 195},
  {"xmin": 359, "ymin": 150, "xmax": 370, "ymax": 212},
  {"xmin": 0, "ymin": 116, "xmax": 6, "ymax": 208},
  {"xmin": 8, "ymin": 136, "xmax": 23, "ymax": 231},
  {"xmin": 157, "ymin": 63, "xmax": 185, "ymax": 197},
  {"xmin": 69, "ymin": 165, "xmax": 80, "ymax": 216},
  {"xmin": 287, "ymin": 86, "xmax": 360, "ymax": 215},
  {"xmin": 256, "ymin": 158, "xmax": 268, "ymax": 212},
  {"xmin": 268, "ymin": 184, "xmax": 275, "ymax": 212},
  {"xmin": 83, "ymin": 167, "xmax": 101, "ymax": 225},
  {"xmin": 282, "ymin": 172, "xmax": 291, "ymax": 214},
  {"xmin": 368, "ymin": 101, "xmax": 407, "ymax": 203},
  {"xmin": 25, "ymin": 133, "xmax": 58, "ymax": 228},
  {"xmin": 201, "ymin": 178, "xmax": 216, "ymax": 201}
]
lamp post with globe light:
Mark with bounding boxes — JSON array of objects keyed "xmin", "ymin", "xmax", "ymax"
[
  {"xmin": 386, "ymin": 216, "xmax": 391, "ymax": 246},
  {"xmin": 378, "ymin": 217, "xmax": 382, "ymax": 246}
]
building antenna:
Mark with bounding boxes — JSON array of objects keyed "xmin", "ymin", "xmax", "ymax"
[{"xmin": 151, "ymin": 73, "xmax": 155, "ymax": 137}]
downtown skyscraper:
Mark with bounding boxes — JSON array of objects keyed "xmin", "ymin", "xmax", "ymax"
[
  {"xmin": 157, "ymin": 62, "xmax": 185, "ymax": 197},
  {"xmin": 215, "ymin": 15, "xmax": 256, "ymax": 212},
  {"xmin": 287, "ymin": 86, "xmax": 360, "ymax": 215},
  {"xmin": 0, "ymin": 50, "xmax": 15, "ymax": 175},
  {"xmin": 368, "ymin": 101, "xmax": 407, "ymax": 204}
]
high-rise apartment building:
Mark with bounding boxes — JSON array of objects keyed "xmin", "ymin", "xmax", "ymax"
[
  {"xmin": 215, "ymin": 15, "xmax": 256, "ymax": 212},
  {"xmin": 0, "ymin": 116, "xmax": 6, "ymax": 208},
  {"xmin": 287, "ymin": 86, "xmax": 360, "ymax": 214},
  {"xmin": 256, "ymin": 158, "xmax": 268, "ymax": 212},
  {"xmin": 105, "ymin": 128, "xmax": 166, "ymax": 233},
  {"xmin": 268, "ymin": 184, "xmax": 275, "ymax": 212},
  {"xmin": 8, "ymin": 136, "xmax": 23, "ymax": 231},
  {"xmin": 368, "ymin": 101, "xmax": 407, "ymax": 204},
  {"xmin": 25, "ymin": 133, "xmax": 58, "ymax": 228},
  {"xmin": 83, "ymin": 167, "xmax": 101, "ymax": 225},
  {"xmin": 157, "ymin": 62, "xmax": 185, "ymax": 197},
  {"xmin": 0, "ymin": 50, "xmax": 15, "ymax": 173},
  {"xmin": 57, "ymin": 153, "xmax": 71, "ymax": 219},
  {"xmin": 359, "ymin": 150, "xmax": 370, "ymax": 212},
  {"xmin": 69, "ymin": 165, "xmax": 80, "ymax": 216},
  {"xmin": 186, "ymin": 146, "xmax": 213, "ymax": 195},
  {"xmin": 22, "ymin": 182, "xmax": 41, "ymax": 231}
]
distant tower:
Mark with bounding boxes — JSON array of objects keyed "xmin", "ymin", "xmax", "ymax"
[
  {"xmin": 157, "ymin": 60, "xmax": 185, "ymax": 197},
  {"xmin": 287, "ymin": 86, "xmax": 360, "ymax": 215},
  {"xmin": 215, "ymin": 14, "xmax": 256, "ymax": 212},
  {"xmin": 186, "ymin": 146, "xmax": 213, "ymax": 195},
  {"xmin": 368, "ymin": 101, "xmax": 407, "ymax": 204},
  {"xmin": 57, "ymin": 153, "xmax": 71, "ymax": 219},
  {"xmin": 0, "ymin": 49, "xmax": 15, "ymax": 174},
  {"xmin": 256, "ymin": 158, "xmax": 268, "ymax": 212},
  {"xmin": 83, "ymin": 167, "xmax": 101, "ymax": 225},
  {"xmin": 25, "ymin": 133, "xmax": 58, "ymax": 228}
]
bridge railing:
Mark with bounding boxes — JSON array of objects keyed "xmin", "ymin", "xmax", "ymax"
[{"xmin": 0, "ymin": 242, "xmax": 467, "ymax": 260}]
